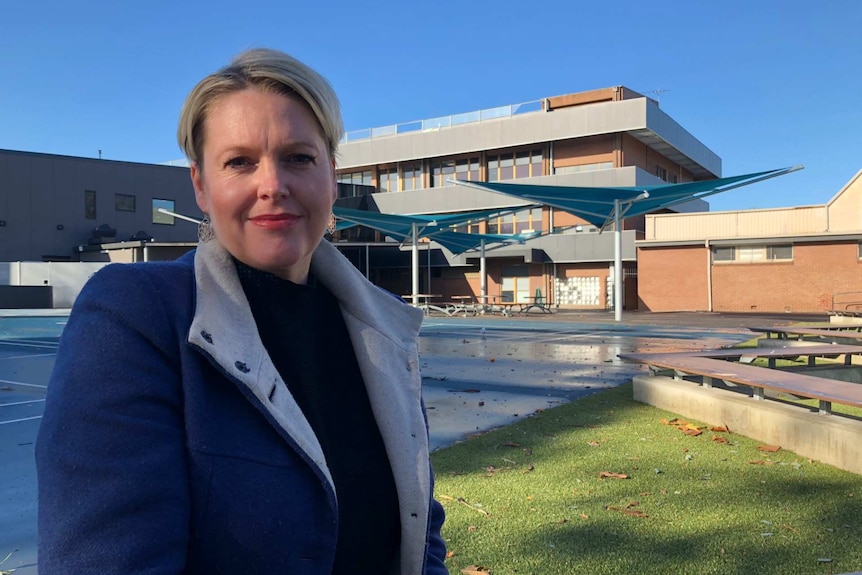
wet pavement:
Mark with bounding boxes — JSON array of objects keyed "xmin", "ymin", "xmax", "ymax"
[{"xmin": 0, "ymin": 309, "xmax": 825, "ymax": 573}]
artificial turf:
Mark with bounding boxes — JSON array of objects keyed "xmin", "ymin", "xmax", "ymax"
[{"xmin": 432, "ymin": 383, "xmax": 862, "ymax": 575}]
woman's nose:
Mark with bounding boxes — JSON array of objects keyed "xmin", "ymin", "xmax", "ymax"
[{"xmin": 257, "ymin": 160, "xmax": 288, "ymax": 199}]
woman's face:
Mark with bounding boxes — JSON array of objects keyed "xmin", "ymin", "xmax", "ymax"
[{"xmin": 191, "ymin": 88, "xmax": 336, "ymax": 284}]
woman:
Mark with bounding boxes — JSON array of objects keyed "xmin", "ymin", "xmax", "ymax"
[{"xmin": 36, "ymin": 48, "xmax": 448, "ymax": 574}]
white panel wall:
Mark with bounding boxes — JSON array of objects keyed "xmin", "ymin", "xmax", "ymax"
[{"xmin": 1, "ymin": 261, "xmax": 108, "ymax": 308}]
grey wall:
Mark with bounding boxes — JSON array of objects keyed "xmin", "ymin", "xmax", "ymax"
[{"xmin": 0, "ymin": 150, "xmax": 200, "ymax": 261}]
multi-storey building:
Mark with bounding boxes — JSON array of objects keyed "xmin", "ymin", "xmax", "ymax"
[{"xmin": 334, "ymin": 86, "xmax": 721, "ymax": 309}]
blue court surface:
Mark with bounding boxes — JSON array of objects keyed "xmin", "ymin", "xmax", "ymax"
[{"xmin": 0, "ymin": 311, "xmax": 762, "ymax": 574}]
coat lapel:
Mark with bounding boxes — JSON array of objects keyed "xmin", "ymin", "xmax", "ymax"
[{"xmin": 190, "ymin": 239, "xmax": 431, "ymax": 574}]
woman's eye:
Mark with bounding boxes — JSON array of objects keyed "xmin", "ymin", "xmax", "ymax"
[
  {"xmin": 287, "ymin": 154, "xmax": 315, "ymax": 165},
  {"xmin": 224, "ymin": 157, "xmax": 253, "ymax": 169}
]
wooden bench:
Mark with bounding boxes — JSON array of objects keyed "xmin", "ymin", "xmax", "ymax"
[
  {"xmin": 749, "ymin": 325, "xmax": 862, "ymax": 342},
  {"xmin": 624, "ymin": 344, "xmax": 862, "ymax": 368},
  {"xmin": 620, "ymin": 350, "xmax": 862, "ymax": 415}
]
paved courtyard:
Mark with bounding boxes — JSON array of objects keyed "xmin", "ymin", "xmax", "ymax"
[{"xmin": 0, "ymin": 310, "xmax": 819, "ymax": 573}]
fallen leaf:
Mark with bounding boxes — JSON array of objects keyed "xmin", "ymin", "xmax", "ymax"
[
  {"xmin": 580, "ymin": 513, "xmax": 590, "ymax": 520},
  {"xmin": 710, "ymin": 425, "xmax": 730, "ymax": 433},
  {"xmin": 446, "ymin": 551, "xmax": 456, "ymax": 558},
  {"xmin": 758, "ymin": 445, "xmax": 781, "ymax": 452},
  {"xmin": 748, "ymin": 460, "xmax": 775, "ymax": 465},
  {"xmin": 621, "ymin": 509, "xmax": 649, "ymax": 517},
  {"xmin": 599, "ymin": 472, "xmax": 629, "ymax": 480},
  {"xmin": 461, "ymin": 566, "xmax": 491, "ymax": 575},
  {"xmin": 587, "ymin": 440, "xmax": 600, "ymax": 447},
  {"xmin": 683, "ymin": 429, "xmax": 703, "ymax": 437},
  {"xmin": 711, "ymin": 435, "xmax": 729, "ymax": 444},
  {"xmin": 467, "ymin": 525, "xmax": 477, "ymax": 532}
]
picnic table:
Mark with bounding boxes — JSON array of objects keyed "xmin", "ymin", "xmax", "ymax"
[
  {"xmin": 621, "ymin": 344, "xmax": 862, "ymax": 414},
  {"xmin": 749, "ymin": 325, "xmax": 862, "ymax": 343}
]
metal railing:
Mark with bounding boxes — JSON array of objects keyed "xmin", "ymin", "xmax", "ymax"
[{"xmin": 341, "ymin": 99, "xmax": 545, "ymax": 143}]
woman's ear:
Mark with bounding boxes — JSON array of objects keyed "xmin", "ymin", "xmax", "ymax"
[{"xmin": 190, "ymin": 162, "xmax": 208, "ymax": 213}]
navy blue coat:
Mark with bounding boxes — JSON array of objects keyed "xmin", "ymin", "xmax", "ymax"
[{"xmin": 37, "ymin": 239, "xmax": 448, "ymax": 574}]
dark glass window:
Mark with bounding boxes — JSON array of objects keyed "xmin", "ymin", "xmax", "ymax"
[
  {"xmin": 115, "ymin": 193, "xmax": 136, "ymax": 212},
  {"xmin": 84, "ymin": 190, "xmax": 96, "ymax": 220}
]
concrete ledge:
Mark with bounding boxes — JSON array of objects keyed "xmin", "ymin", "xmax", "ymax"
[{"xmin": 633, "ymin": 374, "xmax": 862, "ymax": 475}]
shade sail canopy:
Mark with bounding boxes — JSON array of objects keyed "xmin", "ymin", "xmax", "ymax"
[
  {"xmin": 333, "ymin": 206, "xmax": 531, "ymax": 254},
  {"xmin": 455, "ymin": 167, "xmax": 801, "ymax": 228}
]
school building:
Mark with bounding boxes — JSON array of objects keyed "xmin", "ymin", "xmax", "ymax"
[{"xmin": 333, "ymin": 86, "xmax": 720, "ymax": 309}]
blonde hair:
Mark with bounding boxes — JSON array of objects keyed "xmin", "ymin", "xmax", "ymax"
[{"xmin": 177, "ymin": 48, "xmax": 343, "ymax": 165}]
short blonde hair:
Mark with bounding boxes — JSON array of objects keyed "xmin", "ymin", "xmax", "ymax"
[{"xmin": 177, "ymin": 48, "xmax": 343, "ymax": 165}]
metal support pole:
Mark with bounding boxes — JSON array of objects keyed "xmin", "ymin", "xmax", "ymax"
[
  {"xmin": 412, "ymin": 222, "xmax": 419, "ymax": 305},
  {"xmin": 480, "ymin": 239, "xmax": 487, "ymax": 305},
  {"xmin": 614, "ymin": 198, "xmax": 622, "ymax": 322}
]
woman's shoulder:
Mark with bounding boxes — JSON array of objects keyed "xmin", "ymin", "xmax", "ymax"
[{"xmin": 75, "ymin": 250, "xmax": 197, "ymax": 323}]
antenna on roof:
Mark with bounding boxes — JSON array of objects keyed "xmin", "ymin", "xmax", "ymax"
[{"xmin": 644, "ymin": 88, "xmax": 671, "ymax": 103}]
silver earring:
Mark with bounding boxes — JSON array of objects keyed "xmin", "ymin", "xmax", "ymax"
[
  {"xmin": 198, "ymin": 215, "xmax": 215, "ymax": 243},
  {"xmin": 326, "ymin": 213, "xmax": 336, "ymax": 236}
]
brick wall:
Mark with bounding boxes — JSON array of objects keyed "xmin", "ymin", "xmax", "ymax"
[
  {"xmin": 637, "ymin": 246, "xmax": 709, "ymax": 311},
  {"xmin": 712, "ymin": 242, "xmax": 862, "ymax": 313},
  {"xmin": 638, "ymin": 242, "xmax": 862, "ymax": 313}
]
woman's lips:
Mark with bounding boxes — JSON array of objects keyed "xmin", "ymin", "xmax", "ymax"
[{"xmin": 249, "ymin": 213, "xmax": 299, "ymax": 229}]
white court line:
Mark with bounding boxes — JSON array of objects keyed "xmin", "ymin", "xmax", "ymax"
[
  {"xmin": 0, "ymin": 399, "xmax": 46, "ymax": 408},
  {"xmin": 0, "ymin": 352, "xmax": 57, "ymax": 361},
  {"xmin": 0, "ymin": 340, "xmax": 59, "ymax": 350},
  {"xmin": 0, "ymin": 415, "xmax": 42, "ymax": 425},
  {"xmin": 0, "ymin": 378, "xmax": 48, "ymax": 390}
]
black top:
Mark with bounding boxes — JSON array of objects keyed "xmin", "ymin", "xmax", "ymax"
[{"xmin": 236, "ymin": 261, "xmax": 401, "ymax": 573}]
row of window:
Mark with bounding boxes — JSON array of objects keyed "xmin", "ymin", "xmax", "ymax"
[
  {"xmin": 655, "ymin": 165, "xmax": 679, "ymax": 184},
  {"xmin": 338, "ymin": 149, "xmax": 544, "ymax": 195},
  {"xmin": 84, "ymin": 190, "xmax": 176, "ymax": 225},
  {"xmin": 451, "ymin": 207, "xmax": 543, "ymax": 236},
  {"xmin": 713, "ymin": 245, "xmax": 792, "ymax": 262}
]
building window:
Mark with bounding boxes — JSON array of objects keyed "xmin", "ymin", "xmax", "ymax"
[
  {"xmin": 713, "ymin": 244, "xmax": 793, "ymax": 263},
  {"xmin": 115, "ymin": 193, "xmax": 136, "ymax": 212},
  {"xmin": 431, "ymin": 159, "xmax": 456, "ymax": 187},
  {"xmin": 767, "ymin": 245, "xmax": 793, "ymax": 260},
  {"xmin": 152, "ymin": 199, "xmax": 175, "ymax": 225},
  {"xmin": 455, "ymin": 157, "xmax": 480, "ymax": 182},
  {"xmin": 487, "ymin": 150, "xmax": 542, "ymax": 182},
  {"xmin": 713, "ymin": 247, "xmax": 734, "ymax": 261},
  {"xmin": 84, "ymin": 190, "xmax": 96, "ymax": 220},
  {"xmin": 501, "ymin": 264, "xmax": 530, "ymax": 303},
  {"xmin": 379, "ymin": 167, "xmax": 398, "ymax": 193},
  {"xmin": 486, "ymin": 207, "xmax": 542, "ymax": 235},
  {"xmin": 401, "ymin": 162, "xmax": 424, "ymax": 191},
  {"xmin": 337, "ymin": 170, "xmax": 372, "ymax": 187},
  {"xmin": 656, "ymin": 166, "xmax": 668, "ymax": 181},
  {"xmin": 736, "ymin": 246, "xmax": 764, "ymax": 263}
]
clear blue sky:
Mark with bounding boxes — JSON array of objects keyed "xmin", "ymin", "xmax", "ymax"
[{"xmin": 2, "ymin": 0, "xmax": 859, "ymax": 212}]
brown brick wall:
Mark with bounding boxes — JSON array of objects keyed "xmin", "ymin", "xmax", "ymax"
[
  {"xmin": 638, "ymin": 242, "xmax": 862, "ymax": 313},
  {"xmin": 712, "ymin": 242, "xmax": 862, "ymax": 313},
  {"xmin": 637, "ymin": 246, "xmax": 709, "ymax": 311}
]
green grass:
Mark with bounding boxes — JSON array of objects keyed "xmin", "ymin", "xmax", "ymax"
[{"xmin": 432, "ymin": 383, "xmax": 862, "ymax": 575}]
